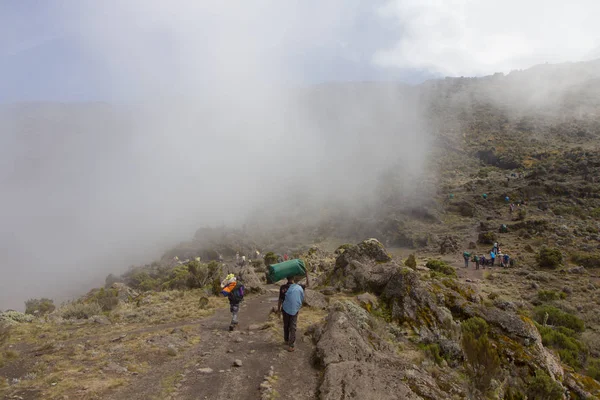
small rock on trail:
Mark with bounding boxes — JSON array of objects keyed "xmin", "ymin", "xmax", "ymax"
[{"xmin": 233, "ymin": 359, "xmax": 243, "ymax": 367}]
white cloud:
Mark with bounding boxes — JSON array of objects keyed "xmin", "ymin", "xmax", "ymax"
[{"xmin": 373, "ymin": 0, "xmax": 600, "ymax": 76}]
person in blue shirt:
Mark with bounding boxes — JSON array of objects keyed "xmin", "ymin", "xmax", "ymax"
[
  {"xmin": 490, "ymin": 250, "xmax": 496, "ymax": 266},
  {"xmin": 280, "ymin": 276, "xmax": 306, "ymax": 352}
]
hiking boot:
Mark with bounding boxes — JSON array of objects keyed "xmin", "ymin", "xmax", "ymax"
[
  {"xmin": 287, "ymin": 346, "xmax": 295, "ymax": 352},
  {"xmin": 229, "ymin": 325, "xmax": 234, "ymax": 332}
]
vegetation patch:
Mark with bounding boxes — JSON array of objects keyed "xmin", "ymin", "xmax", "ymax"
[
  {"xmin": 533, "ymin": 305, "xmax": 585, "ymax": 332},
  {"xmin": 526, "ymin": 369, "xmax": 563, "ymax": 400},
  {"xmin": 537, "ymin": 290, "xmax": 566, "ymax": 302},
  {"xmin": 25, "ymin": 298, "xmax": 56, "ymax": 315},
  {"xmin": 536, "ymin": 324, "xmax": 587, "ymax": 369},
  {"xmin": 404, "ymin": 254, "xmax": 417, "ymax": 269},
  {"xmin": 425, "ymin": 260, "xmax": 457, "ymax": 277},
  {"xmin": 461, "ymin": 317, "xmax": 500, "ymax": 391},
  {"xmin": 570, "ymin": 251, "xmax": 600, "ymax": 269},
  {"xmin": 536, "ymin": 247, "xmax": 563, "ymax": 269}
]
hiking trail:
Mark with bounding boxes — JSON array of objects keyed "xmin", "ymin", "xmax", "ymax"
[{"xmin": 106, "ymin": 288, "xmax": 320, "ymax": 400}]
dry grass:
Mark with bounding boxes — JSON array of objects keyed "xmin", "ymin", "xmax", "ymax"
[{"xmin": 0, "ymin": 289, "xmax": 222, "ymax": 399}]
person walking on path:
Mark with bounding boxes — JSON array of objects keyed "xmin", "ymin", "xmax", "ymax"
[
  {"xmin": 490, "ymin": 250, "xmax": 496, "ymax": 266},
  {"xmin": 278, "ymin": 276, "xmax": 306, "ymax": 352},
  {"xmin": 220, "ymin": 274, "xmax": 244, "ymax": 331}
]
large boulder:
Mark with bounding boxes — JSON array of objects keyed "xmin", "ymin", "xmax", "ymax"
[
  {"xmin": 238, "ymin": 266, "xmax": 265, "ymax": 294},
  {"xmin": 303, "ymin": 289, "xmax": 328, "ymax": 309},
  {"xmin": 315, "ymin": 300, "xmax": 447, "ymax": 399},
  {"xmin": 336, "ymin": 239, "xmax": 392, "ymax": 265},
  {"xmin": 329, "ymin": 239, "xmax": 396, "ymax": 294},
  {"xmin": 319, "ymin": 362, "xmax": 422, "ymax": 400}
]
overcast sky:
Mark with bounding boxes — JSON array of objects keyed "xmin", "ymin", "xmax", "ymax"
[{"xmin": 1, "ymin": 1, "xmax": 598, "ymax": 102}]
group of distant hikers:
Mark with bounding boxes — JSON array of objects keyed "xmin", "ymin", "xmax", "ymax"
[
  {"xmin": 463, "ymin": 242, "xmax": 510, "ymax": 270},
  {"xmin": 219, "ymin": 257, "xmax": 307, "ymax": 353}
]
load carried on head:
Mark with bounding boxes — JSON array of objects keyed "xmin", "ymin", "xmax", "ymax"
[{"xmin": 266, "ymin": 259, "xmax": 306, "ymax": 284}]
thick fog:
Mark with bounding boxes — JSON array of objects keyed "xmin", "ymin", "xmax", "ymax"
[
  {"xmin": 2, "ymin": 1, "xmax": 599, "ymax": 310},
  {"xmin": 0, "ymin": 1, "xmax": 429, "ymax": 310}
]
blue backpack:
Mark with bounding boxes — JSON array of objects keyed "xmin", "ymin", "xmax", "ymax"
[{"xmin": 230, "ymin": 284, "xmax": 245, "ymax": 303}]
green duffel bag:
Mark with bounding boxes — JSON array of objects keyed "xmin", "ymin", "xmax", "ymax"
[{"xmin": 266, "ymin": 259, "xmax": 306, "ymax": 284}]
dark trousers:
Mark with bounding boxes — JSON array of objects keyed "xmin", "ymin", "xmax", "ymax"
[{"xmin": 282, "ymin": 310, "xmax": 298, "ymax": 347}]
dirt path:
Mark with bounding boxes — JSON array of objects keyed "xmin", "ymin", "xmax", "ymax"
[{"xmin": 107, "ymin": 288, "xmax": 320, "ymax": 400}]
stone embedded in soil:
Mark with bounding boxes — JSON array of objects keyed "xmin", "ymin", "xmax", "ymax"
[
  {"xmin": 198, "ymin": 368, "xmax": 213, "ymax": 374},
  {"xmin": 233, "ymin": 359, "xmax": 243, "ymax": 367}
]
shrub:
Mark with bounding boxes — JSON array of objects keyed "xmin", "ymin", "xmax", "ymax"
[
  {"xmin": 60, "ymin": 302, "xmax": 102, "ymax": 319},
  {"xmin": 526, "ymin": 370, "xmax": 563, "ymax": 400},
  {"xmin": 478, "ymin": 231, "xmax": 497, "ymax": 245},
  {"xmin": 404, "ymin": 254, "xmax": 417, "ymax": 269},
  {"xmin": 533, "ymin": 305, "xmax": 585, "ymax": 332},
  {"xmin": 570, "ymin": 252, "xmax": 600, "ymax": 269},
  {"xmin": 0, "ymin": 311, "xmax": 34, "ymax": 324},
  {"xmin": 588, "ymin": 358, "xmax": 600, "ymax": 381},
  {"xmin": 461, "ymin": 317, "xmax": 500, "ymax": 391},
  {"xmin": 162, "ymin": 265, "xmax": 190, "ymax": 290},
  {"xmin": 425, "ymin": 260, "xmax": 457, "ymax": 277},
  {"xmin": 24, "ymin": 298, "xmax": 56, "ymax": 315},
  {"xmin": 263, "ymin": 252, "xmax": 278, "ymax": 267},
  {"xmin": 537, "ymin": 324, "xmax": 586, "ymax": 369},
  {"xmin": 504, "ymin": 386, "xmax": 526, "ymax": 400},
  {"xmin": 90, "ymin": 288, "xmax": 119, "ymax": 311},
  {"xmin": 537, "ymin": 290, "xmax": 565, "ymax": 302},
  {"xmin": 536, "ymin": 247, "xmax": 563, "ymax": 269},
  {"xmin": 419, "ymin": 343, "xmax": 444, "ymax": 365}
]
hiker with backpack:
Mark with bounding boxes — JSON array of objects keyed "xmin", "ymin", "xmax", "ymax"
[
  {"xmin": 489, "ymin": 250, "xmax": 496, "ymax": 266},
  {"xmin": 472, "ymin": 254, "xmax": 480, "ymax": 270},
  {"xmin": 463, "ymin": 251, "xmax": 471, "ymax": 268},
  {"xmin": 277, "ymin": 275, "xmax": 307, "ymax": 352},
  {"xmin": 220, "ymin": 273, "xmax": 245, "ymax": 331}
]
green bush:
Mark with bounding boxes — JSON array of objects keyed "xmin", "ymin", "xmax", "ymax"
[
  {"xmin": 537, "ymin": 290, "xmax": 566, "ymax": 302},
  {"xmin": 588, "ymin": 358, "xmax": 600, "ymax": 381},
  {"xmin": 537, "ymin": 324, "xmax": 586, "ymax": 369},
  {"xmin": 263, "ymin": 252, "xmax": 278, "ymax": 267},
  {"xmin": 533, "ymin": 305, "xmax": 585, "ymax": 332},
  {"xmin": 526, "ymin": 370, "xmax": 563, "ymax": 400},
  {"xmin": 90, "ymin": 288, "xmax": 119, "ymax": 311},
  {"xmin": 404, "ymin": 254, "xmax": 417, "ymax": 269},
  {"xmin": 504, "ymin": 386, "xmax": 526, "ymax": 400},
  {"xmin": 461, "ymin": 317, "xmax": 500, "ymax": 391},
  {"xmin": 60, "ymin": 302, "xmax": 102, "ymax": 319},
  {"xmin": 570, "ymin": 252, "xmax": 600, "ymax": 269},
  {"xmin": 536, "ymin": 247, "xmax": 563, "ymax": 269},
  {"xmin": 419, "ymin": 343, "xmax": 444, "ymax": 365},
  {"xmin": 24, "ymin": 298, "xmax": 56, "ymax": 315},
  {"xmin": 425, "ymin": 260, "xmax": 457, "ymax": 277},
  {"xmin": 478, "ymin": 231, "xmax": 497, "ymax": 245}
]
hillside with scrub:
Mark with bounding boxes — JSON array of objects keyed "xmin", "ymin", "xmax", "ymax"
[{"xmin": 1, "ymin": 59, "xmax": 600, "ymax": 399}]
